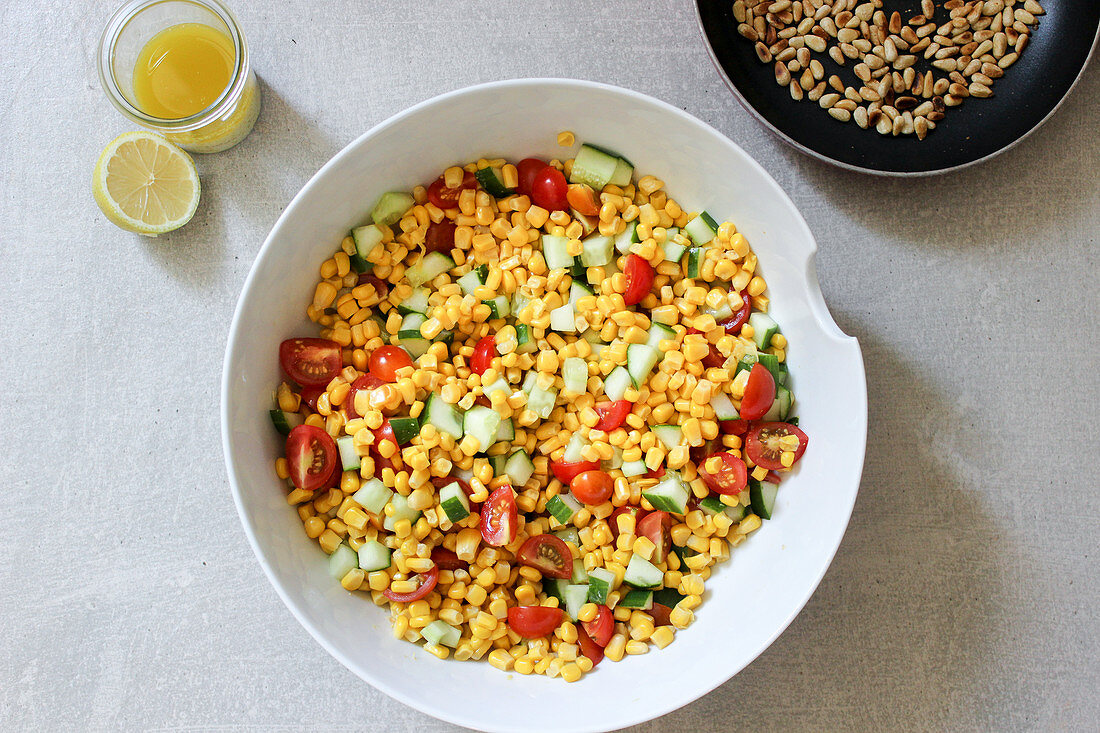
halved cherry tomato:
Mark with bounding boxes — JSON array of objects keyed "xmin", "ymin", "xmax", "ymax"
[
  {"xmin": 530, "ymin": 165, "xmax": 568, "ymax": 211},
  {"xmin": 517, "ymin": 534, "xmax": 572, "ymax": 579},
  {"xmin": 383, "ymin": 565, "xmax": 439, "ymax": 603},
  {"xmin": 344, "ymin": 374, "xmax": 385, "ymax": 419},
  {"xmin": 570, "ymin": 470, "xmax": 614, "ymax": 505},
  {"xmin": 430, "ymin": 475, "xmax": 476, "ymax": 500},
  {"xmin": 718, "ymin": 418, "xmax": 750, "ymax": 436},
  {"xmin": 426, "ymin": 170, "xmax": 477, "ymax": 209},
  {"xmin": 593, "ymin": 400, "xmax": 632, "ymax": 432},
  {"xmin": 643, "ymin": 465, "xmax": 666, "ymax": 479},
  {"xmin": 689, "ymin": 440, "xmax": 720, "ymax": 468},
  {"xmin": 516, "ymin": 157, "xmax": 547, "ymax": 196},
  {"xmin": 745, "ymin": 422, "xmax": 809, "ymax": 471},
  {"xmin": 369, "ymin": 345, "xmax": 412, "ymax": 383},
  {"xmin": 481, "ymin": 485, "xmax": 517, "ymax": 547},
  {"xmin": 649, "ymin": 603, "xmax": 673, "ymax": 627},
  {"xmin": 607, "ymin": 506, "xmax": 640, "ymax": 539},
  {"xmin": 582, "ymin": 604, "xmax": 614, "ymax": 647},
  {"xmin": 740, "ymin": 363, "xmax": 776, "ymax": 420},
  {"xmin": 279, "ymin": 338, "xmax": 341, "ymax": 388},
  {"xmin": 766, "ymin": 470, "xmax": 783, "ymax": 483},
  {"xmin": 507, "ymin": 606, "xmax": 564, "ymax": 638},
  {"xmin": 566, "ymin": 184, "xmax": 600, "ymax": 216},
  {"xmin": 424, "ymin": 220, "xmax": 456, "ymax": 255},
  {"xmin": 577, "ymin": 625, "xmax": 604, "ymax": 666},
  {"xmin": 622, "ymin": 254, "xmax": 654, "ymax": 306},
  {"xmin": 470, "ymin": 336, "xmax": 496, "ymax": 376},
  {"xmin": 698, "ymin": 451, "xmax": 749, "ymax": 495},
  {"xmin": 550, "ymin": 460, "xmax": 600, "ymax": 483},
  {"xmin": 357, "ymin": 273, "xmax": 389, "ymax": 298},
  {"xmin": 285, "ymin": 425, "xmax": 339, "ymax": 491},
  {"xmin": 430, "ymin": 547, "xmax": 466, "ymax": 571},
  {"xmin": 637, "ymin": 511, "xmax": 674, "ymax": 563},
  {"xmin": 299, "ymin": 385, "xmax": 324, "ymax": 413},
  {"xmin": 718, "ymin": 289, "xmax": 753, "ymax": 334}
]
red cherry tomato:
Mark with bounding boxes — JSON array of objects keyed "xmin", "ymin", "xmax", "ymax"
[
  {"xmin": 530, "ymin": 166, "xmax": 568, "ymax": 211},
  {"xmin": 582, "ymin": 604, "xmax": 614, "ymax": 648},
  {"xmin": 430, "ymin": 547, "xmax": 466, "ymax": 571},
  {"xmin": 649, "ymin": 603, "xmax": 673, "ymax": 627},
  {"xmin": 643, "ymin": 465, "xmax": 666, "ymax": 479},
  {"xmin": 299, "ymin": 385, "xmax": 324, "ymax": 413},
  {"xmin": 577, "ymin": 625, "xmax": 605, "ymax": 666},
  {"xmin": 745, "ymin": 422, "xmax": 809, "ymax": 471},
  {"xmin": 698, "ymin": 452, "xmax": 749, "ymax": 495},
  {"xmin": 481, "ymin": 485, "xmax": 517, "ymax": 547},
  {"xmin": 570, "ymin": 470, "xmax": 614, "ymax": 505},
  {"xmin": 430, "ymin": 475, "xmax": 476, "ymax": 500},
  {"xmin": 279, "ymin": 338, "xmax": 341, "ymax": 388},
  {"xmin": 507, "ymin": 606, "xmax": 564, "ymax": 638},
  {"xmin": 593, "ymin": 400, "xmax": 632, "ymax": 432},
  {"xmin": 357, "ymin": 273, "xmax": 389, "ymax": 298},
  {"xmin": 622, "ymin": 254, "xmax": 654, "ymax": 306},
  {"xmin": 637, "ymin": 511, "xmax": 674, "ymax": 563},
  {"xmin": 740, "ymin": 363, "xmax": 776, "ymax": 420},
  {"xmin": 344, "ymin": 374, "xmax": 385, "ymax": 419},
  {"xmin": 550, "ymin": 460, "xmax": 600, "ymax": 483},
  {"xmin": 424, "ymin": 220, "xmax": 456, "ymax": 255},
  {"xmin": 426, "ymin": 171, "xmax": 477, "ymax": 209},
  {"xmin": 285, "ymin": 425, "xmax": 339, "ymax": 491},
  {"xmin": 607, "ymin": 506, "xmax": 640, "ymax": 539},
  {"xmin": 718, "ymin": 418, "xmax": 750, "ymax": 436},
  {"xmin": 516, "ymin": 534, "xmax": 572, "ymax": 579},
  {"xmin": 369, "ymin": 345, "xmax": 413, "ymax": 383},
  {"xmin": 383, "ymin": 565, "xmax": 439, "ymax": 603},
  {"xmin": 516, "ymin": 157, "xmax": 547, "ymax": 196},
  {"xmin": 566, "ymin": 184, "xmax": 600, "ymax": 216},
  {"xmin": 470, "ymin": 336, "xmax": 496, "ymax": 376},
  {"xmin": 718, "ymin": 290, "xmax": 753, "ymax": 334}
]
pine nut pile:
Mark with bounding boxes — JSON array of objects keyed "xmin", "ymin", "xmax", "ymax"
[{"xmin": 734, "ymin": 0, "xmax": 1045, "ymax": 139}]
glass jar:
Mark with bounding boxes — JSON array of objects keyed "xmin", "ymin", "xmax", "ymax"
[{"xmin": 98, "ymin": 0, "xmax": 261, "ymax": 154}]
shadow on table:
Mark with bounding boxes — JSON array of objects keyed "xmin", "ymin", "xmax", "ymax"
[
  {"xmin": 626, "ymin": 327, "xmax": 1029, "ymax": 732},
  {"xmin": 142, "ymin": 77, "xmax": 339, "ymax": 290}
]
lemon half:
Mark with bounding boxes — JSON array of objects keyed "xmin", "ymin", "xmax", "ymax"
[{"xmin": 93, "ymin": 131, "xmax": 201, "ymax": 236}]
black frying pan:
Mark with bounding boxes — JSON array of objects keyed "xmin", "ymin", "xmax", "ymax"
[{"xmin": 696, "ymin": 0, "xmax": 1100, "ymax": 175}]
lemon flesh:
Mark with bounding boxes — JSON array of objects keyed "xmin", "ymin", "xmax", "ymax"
[{"xmin": 93, "ymin": 131, "xmax": 200, "ymax": 236}]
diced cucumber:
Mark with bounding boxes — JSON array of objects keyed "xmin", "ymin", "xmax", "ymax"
[
  {"xmin": 555, "ymin": 528, "xmax": 581, "ymax": 547},
  {"xmin": 618, "ymin": 589, "xmax": 654, "ymax": 610},
  {"xmin": 482, "ymin": 375, "xmax": 511, "ymax": 401},
  {"xmin": 711, "ymin": 392, "xmax": 738, "ymax": 421},
  {"xmin": 570, "ymin": 558, "xmax": 588, "ymax": 584},
  {"xmin": 562, "ymin": 357, "xmax": 588, "ymax": 394},
  {"xmin": 527, "ymin": 383, "xmax": 558, "ymax": 419},
  {"xmin": 569, "ymin": 144, "xmax": 620, "ymax": 190},
  {"xmin": 642, "ymin": 472, "xmax": 690, "ymax": 515},
  {"xmin": 603, "ymin": 366, "xmax": 633, "ymax": 401},
  {"xmin": 269, "ymin": 409, "xmax": 303, "ymax": 436},
  {"xmin": 336, "ymin": 435, "xmax": 360, "ymax": 471},
  {"xmin": 396, "ymin": 287, "xmax": 431, "ymax": 315},
  {"xmin": 515, "ymin": 323, "xmax": 536, "ymax": 354},
  {"xmin": 626, "ymin": 344, "xmax": 660, "ymax": 387},
  {"xmin": 587, "ymin": 567, "xmax": 615, "ymax": 604},
  {"xmin": 662, "ymin": 228, "xmax": 687, "ymax": 262},
  {"xmin": 463, "ymin": 405, "xmax": 502, "ymax": 452},
  {"xmin": 398, "ymin": 313, "xmax": 426, "ymax": 340},
  {"xmin": 328, "ymin": 543, "xmax": 359, "ymax": 578},
  {"xmin": 401, "ymin": 338, "xmax": 429, "ymax": 359},
  {"xmin": 438, "ymin": 481, "xmax": 471, "ymax": 522},
  {"xmin": 748, "ymin": 312, "xmax": 779, "ymax": 351},
  {"xmin": 562, "ymin": 432, "xmax": 587, "ymax": 463},
  {"xmin": 511, "ymin": 291, "xmax": 531, "ymax": 317},
  {"xmin": 579, "ymin": 234, "xmax": 615, "ymax": 267},
  {"xmin": 422, "ymin": 619, "xmax": 461, "ymax": 648},
  {"xmin": 504, "ymin": 451, "xmax": 535, "ymax": 487},
  {"xmin": 423, "ymin": 393, "xmax": 464, "ymax": 439},
  {"xmin": 495, "ymin": 417, "xmax": 515, "ymax": 442},
  {"xmin": 645, "ymin": 323, "xmax": 676, "ymax": 351},
  {"xmin": 615, "ymin": 220, "xmax": 639, "ymax": 254},
  {"xmin": 457, "ymin": 264, "xmax": 489, "ymax": 295},
  {"xmin": 474, "ymin": 166, "xmax": 514, "ymax": 197},
  {"xmin": 407, "ymin": 252, "xmax": 454, "ymax": 287},
  {"xmin": 382, "ymin": 492, "xmax": 422, "ymax": 531},
  {"xmin": 609, "ymin": 155, "xmax": 634, "ymax": 187},
  {"xmin": 569, "ymin": 279, "xmax": 595, "ymax": 308},
  {"xmin": 357, "ymin": 539, "xmax": 391, "ymax": 572},
  {"xmin": 603, "ymin": 446, "xmax": 624, "ymax": 471},
  {"xmin": 352, "ymin": 478, "xmax": 392, "ymax": 515},
  {"xmin": 542, "ymin": 234, "xmax": 574, "ymax": 270},
  {"xmin": 546, "ymin": 493, "xmax": 581, "ymax": 524},
  {"xmin": 651, "ymin": 424, "xmax": 682, "ymax": 451},
  {"xmin": 702, "ymin": 297, "xmax": 733, "ymax": 323},
  {"xmin": 699, "ymin": 496, "xmax": 726, "ymax": 515},
  {"xmin": 653, "ymin": 587, "xmax": 685, "ymax": 608},
  {"xmin": 544, "ymin": 578, "xmax": 569, "ymax": 601},
  {"xmin": 776, "ymin": 361, "xmax": 790, "ymax": 386},
  {"xmin": 370, "ymin": 192, "xmax": 415, "ymax": 228},
  {"xmin": 388, "ymin": 416, "xmax": 420, "ymax": 445},
  {"xmin": 483, "ymin": 295, "xmax": 511, "ymax": 320},
  {"xmin": 683, "ymin": 211, "xmax": 719, "ymax": 245},
  {"xmin": 761, "ymin": 383, "xmax": 792, "ymax": 422},
  {"xmin": 749, "ymin": 478, "xmax": 779, "ymax": 520},
  {"xmin": 685, "ymin": 246, "xmax": 706, "ymax": 279},
  {"xmin": 563, "ymin": 584, "xmax": 590, "ymax": 621},
  {"xmin": 621, "ymin": 460, "xmax": 649, "ymax": 477},
  {"xmin": 488, "ymin": 453, "xmax": 507, "ymax": 476},
  {"xmin": 624, "ymin": 554, "xmax": 663, "ymax": 589},
  {"xmin": 755, "ymin": 352, "xmax": 783, "ymax": 383},
  {"xmin": 521, "ymin": 370, "xmax": 539, "ymax": 394},
  {"xmin": 352, "ymin": 223, "xmax": 384, "ymax": 260},
  {"xmin": 549, "ymin": 302, "xmax": 576, "ymax": 332},
  {"xmin": 725, "ymin": 502, "xmax": 748, "ymax": 521}
]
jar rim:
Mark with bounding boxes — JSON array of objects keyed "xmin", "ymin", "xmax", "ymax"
[{"xmin": 98, "ymin": 0, "xmax": 249, "ymax": 131}]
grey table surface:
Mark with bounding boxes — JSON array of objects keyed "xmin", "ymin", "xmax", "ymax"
[{"xmin": 2, "ymin": 0, "xmax": 1097, "ymax": 730}]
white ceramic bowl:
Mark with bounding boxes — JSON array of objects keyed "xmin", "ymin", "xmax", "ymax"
[{"xmin": 222, "ymin": 79, "xmax": 866, "ymax": 732}]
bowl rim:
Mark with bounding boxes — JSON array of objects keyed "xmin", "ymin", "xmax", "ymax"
[{"xmin": 221, "ymin": 77, "xmax": 868, "ymax": 732}]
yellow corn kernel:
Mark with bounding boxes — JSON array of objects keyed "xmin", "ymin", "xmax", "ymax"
[
  {"xmin": 604, "ymin": 633, "xmax": 628, "ymax": 662},
  {"xmin": 624, "ymin": 640, "xmax": 649, "ymax": 655},
  {"xmin": 561, "ymin": 662, "xmax": 582, "ymax": 682},
  {"xmin": 670, "ymin": 605, "xmax": 694, "ymax": 629},
  {"xmin": 318, "ymin": 530, "xmax": 341, "ymax": 554},
  {"xmin": 557, "ymin": 130, "xmax": 575, "ymax": 147},
  {"xmin": 650, "ymin": 626, "xmax": 675, "ymax": 649},
  {"xmin": 488, "ymin": 649, "xmax": 515, "ymax": 671},
  {"xmin": 341, "ymin": 568, "xmax": 365, "ymax": 591}
]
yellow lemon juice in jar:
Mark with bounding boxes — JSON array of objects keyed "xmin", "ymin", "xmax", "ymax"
[{"xmin": 132, "ymin": 23, "xmax": 234, "ymax": 119}]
